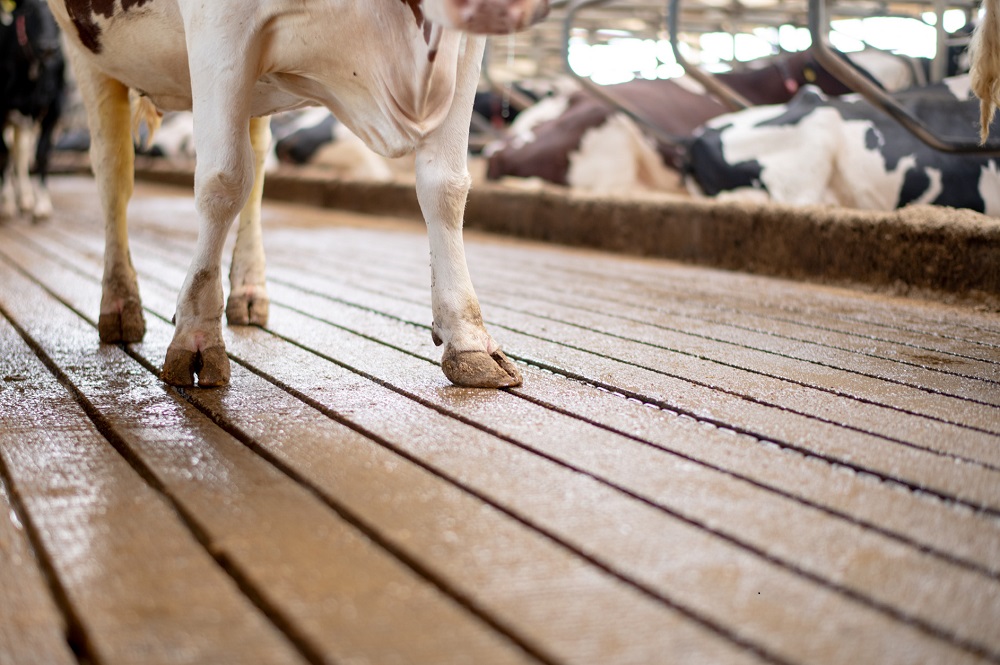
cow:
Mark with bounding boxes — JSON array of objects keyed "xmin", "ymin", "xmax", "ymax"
[
  {"xmin": 273, "ymin": 109, "xmax": 339, "ymax": 165},
  {"xmin": 683, "ymin": 75, "xmax": 1000, "ymax": 215},
  {"xmin": 485, "ymin": 48, "xmax": 919, "ymax": 191},
  {"xmin": 0, "ymin": 0, "xmax": 66, "ymax": 222},
  {"xmin": 271, "ymin": 108, "xmax": 395, "ymax": 181},
  {"xmin": 138, "ymin": 111, "xmax": 194, "ymax": 161},
  {"xmin": 49, "ymin": 0, "xmax": 549, "ymax": 389},
  {"xmin": 485, "ymin": 77, "xmax": 720, "ymax": 191}
]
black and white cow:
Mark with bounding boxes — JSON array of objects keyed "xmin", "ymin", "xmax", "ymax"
[
  {"xmin": 270, "ymin": 108, "xmax": 395, "ymax": 180},
  {"xmin": 484, "ymin": 49, "xmax": 920, "ymax": 192},
  {"xmin": 685, "ymin": 75, "xmax": 1000, "ymax": 215},
  {"xmin": 0, "ymin": 0, "xmax": 66, "ymax": 222}
]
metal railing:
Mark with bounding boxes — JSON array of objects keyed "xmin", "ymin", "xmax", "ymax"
[
  {"xmin": 556, "ymin": 0, "xmax": 1000, "ymax": 154},
  {"xmin": 806, "ymin": 0, "xmax": 1000, "ymax": 154},
  {"xmin": 560, "ymin": 0, "xmax": 691, "ymax": 145}
]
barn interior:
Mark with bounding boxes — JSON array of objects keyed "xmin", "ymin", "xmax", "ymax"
[
  {"xmin": 3, "ymin": 1, "xmax": 999, "ymax": 664},
  {"xmin": 487, "ymin": 0, "xmax": 978, "ymax": 79},
  {"xmin": 74, "ymin": 0, "xmax": 991, "ymax": 306}
]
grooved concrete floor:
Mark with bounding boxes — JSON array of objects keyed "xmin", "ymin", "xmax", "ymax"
[{"xmin": 1, "ymin": 176, "xmax": 999, "ymax": 665}]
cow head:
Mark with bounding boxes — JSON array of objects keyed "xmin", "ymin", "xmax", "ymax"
[{"xmin": 421, "ymin": 0, "xmax": 550, "ymax": 34}]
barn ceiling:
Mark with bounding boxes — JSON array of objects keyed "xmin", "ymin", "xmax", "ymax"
[{"xmin": 484, "ymin": 0, "xmax": 979, "ymax": 82}]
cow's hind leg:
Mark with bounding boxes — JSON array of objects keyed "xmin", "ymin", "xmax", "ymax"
[
  {"xmin": 225, "ymin": 116, "xmax": 270, "ymax": 326},
  {"xmin": 416, "ymin": 39, "xmax": 521, "ymax": 389},
  {"xmin": 69, "ymin": 47, "xmax": 146, "ymax": 343}
]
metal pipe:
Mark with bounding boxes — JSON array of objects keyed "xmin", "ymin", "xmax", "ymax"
[
  {"xmin": 561, "ymin": 0, "xmax": 688, "ymax": 145},
  {"xmin": 667, "ymin": 0, "xmax": 752, "ymax": 111},
  {"xmin": 931, "ymin": 0, "xmax": 948, "ymax": 82},
  {"xmin": 480, "ymin": 1, "xmax": 576, "ymax": 113},
  {"xmin": 480, "ymin": 38, "xmax": 540, "ymax": 113},
  {"xmin": 808, "ymin": 0, "xmax": 1000, "ymax": 154}
]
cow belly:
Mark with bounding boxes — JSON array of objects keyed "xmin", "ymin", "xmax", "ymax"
[{"xmin": 52, "ymin": 0, "xmax": 475, "ymax": 157}]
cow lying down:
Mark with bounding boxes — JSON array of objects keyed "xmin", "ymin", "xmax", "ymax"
[
  {"xmin": 484, "ymin": 49, "xmax": 922, "ymax": 194},
  {"xmin": 685, "ymin": 75, "xmax": 1000, "ymax": 216},
  {"xmin": 270, "ymin": 108, "xmax": 396, "ymax": 181},
  {"xmin": 50, "ymin": 0, "xmax": 550, "ymax": 389}
]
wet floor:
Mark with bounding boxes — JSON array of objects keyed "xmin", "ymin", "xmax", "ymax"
[{"xmin": 1, "ymin": 176, "xmax": 999, "ymax": 665}]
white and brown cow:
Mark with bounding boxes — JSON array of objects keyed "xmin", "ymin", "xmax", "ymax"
[{"xmin": 49, "ymin": 0, "xmax": 548, "ymax": 388}]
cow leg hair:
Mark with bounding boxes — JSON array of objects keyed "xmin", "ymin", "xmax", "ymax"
[
  {"xmin": 225, "ymin": 116, "xmax": 270, "ymax": 326},
  {"xmin": 162, "ymin": 37, "xmax": 257, "ymax": 387},
  {"xmin": 69, "ymin": 48, "xmax": 147, "ymax": 344},
  {"xmin": 416, "ymin": 36, "xmax": 521, "ymax": 389}
]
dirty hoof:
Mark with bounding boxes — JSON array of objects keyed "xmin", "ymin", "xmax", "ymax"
[
  {"xmin": 226, "ymin": 293, "xmax": 269, "ymax": 326},
  {"xmin": 98, "ymin": 303, "xmax": 146, "ymax": 343},
  {"xmin": 442, "ymin": 348, "xmax": 522, "ymax": 388},
  {"xmin": 161, "ymin": 345, "xmax": 231, "ymax": 387}
]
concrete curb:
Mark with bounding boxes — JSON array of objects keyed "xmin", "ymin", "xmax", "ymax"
[{"xmin": 56, "ymin": 154, "xmax": 994, "ymax": 306}]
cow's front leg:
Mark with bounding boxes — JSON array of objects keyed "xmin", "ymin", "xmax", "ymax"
[
  {"xmin": 162, "ymin": 46, "xmax": 256, "ymax": 387},
  {"xmin": 161, "ymin": 147, "xmax": 249, "ymax": 386},
  {"xmin": 416, "ymin": 150, "xmax": 522, "ymax": 389},
  {"xmin": 68, "ymin": 47, "xmax": 146, "ymax": 342},
  {"xmin": 226, "ymin": 116, "xmax": 270, "ymax": 326},
  {"xmin": 162, "ymin": 147, "xmax": 252, "ymax": 386}
]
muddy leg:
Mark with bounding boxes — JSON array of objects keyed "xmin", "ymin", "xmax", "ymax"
[
  {"xmin": 161, "ymin": 29, "xmax": 257, "ymax": 386},
  {"xmin": 416, "ymin": 37, "xmax": 520, "ymax": 388},
  {"xmin": 69, "ymin": 46, "xmax": 146, "ymax": 343}
]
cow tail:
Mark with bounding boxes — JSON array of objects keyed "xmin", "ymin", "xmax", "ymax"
[
  {"xmin": 971, "ymin": 0, "xmax": 1000, "ymax": 143},
  {"xmin": 129, "ymin": 90, "xmax": 163, "ymax": 149}
]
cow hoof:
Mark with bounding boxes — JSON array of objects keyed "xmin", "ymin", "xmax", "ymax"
[
  {"xmin": 226, "ymin": 292, "xmax": 269, "ymax": 326},
  {"xmin": 98, "ymin": 303, "xmax": 146, "ymax": 343},
  {"xmin": 442, "ymin": 348, "xmax": 522, "ymax": 388},
  {"xmin": 161, "ymin": 345, "xmax": 231, "ymax": 387}
]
